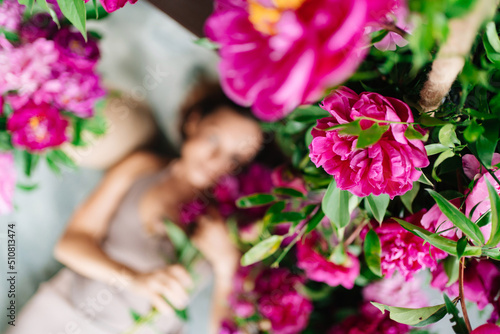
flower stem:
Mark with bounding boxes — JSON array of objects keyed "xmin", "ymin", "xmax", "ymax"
[
  {"xmin": 458, "ymin": 257, "xmax": 472, "ymax": 333},
  {"xmin": 343, "ymin": 220, "xmax": 368, "ymax": 248},
  {"xmin": 381, "ymin": 23, "xmax": 408, "ymax": 38}
]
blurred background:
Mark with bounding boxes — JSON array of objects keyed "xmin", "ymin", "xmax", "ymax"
[{"xmin": 0, "ymin": 1, "xmax": 217, "ymax": 332}]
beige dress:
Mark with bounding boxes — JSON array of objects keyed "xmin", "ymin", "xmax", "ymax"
[{"xmin": 7, "ymin": 172, "xmax": 210, "ymax": 334}]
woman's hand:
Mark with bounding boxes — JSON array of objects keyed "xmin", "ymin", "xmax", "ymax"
[
  {"xmin": 130, "ymin": 264, "xmax": 193, "ymax": 314},
  {"xmin": 191, "ymin": 212, "xmax": 240, "ymax": 277}
]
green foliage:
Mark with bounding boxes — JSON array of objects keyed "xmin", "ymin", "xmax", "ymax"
[
  {"xmin": 322, "ymin": 179, "xmax": 351, "ymax": 229},
  {"xmin": 365, "ymin": 194, "xmax": 390, "ymax": 224},
  {"xmin": 364, "ymin": 229, "xmax": 382, "ymax": 277},
  {"xmin": 236, "ymin": 193, "xmax": 277, "ymax": 208},
  {"xmin": 371, "ymin": 302, "xmax": 448, "ymax": 327},
  {"xmin": 443, "ymin": 294, "xmax": 468, "ymax": 334},
  {"xmin": 241, "ymin": 235, "xmax": 283, "ymax": 266},
  {"xmin": 485, "ymin": 179, "xmax": 500, "ymax": 246},
  {"xmin": 56, "ymin": 0, "xmax": 87, "ymax": 38}
]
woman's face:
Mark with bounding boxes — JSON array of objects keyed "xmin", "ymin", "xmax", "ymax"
[{"xmin": 180, "ymin": 107, "xmax": 263, "ymax": 189}]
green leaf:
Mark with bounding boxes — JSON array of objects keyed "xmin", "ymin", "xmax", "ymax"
[
  {"xmin": 273, "ymin": 187, "xmax": 305, "ymax": 198},
  {"xmin": 269, "ymin": 211, "xmax": 305, "ymax": 224},
  {"xmin": 485, "ymin": 179, "xmax": 500, "ymax": 246},
  {"xmin": 0, "ymin": 28, "xmax": 20, "ymax": 42},
  {"xmin": 48, "ymin": 149, "xmax": 77, "ymax": 169},
  {"xmin": 400, "ymin": 182, "xmax": 420, "ymax": 214},
  {"xmin": 443, "ymin": 256, "xmax": 459, "ymax": 287},
  {"xmin": 36, "ymin": 0, "xmax": 60, "ymax": 27},
  {"xmin": 477, "ymin": 211, "xmax": 491, "ymax": 227},
  {"xmin": 241, "ymin": 235, "xmax": 283, "ymax": 266},
  {"xmin": 371, "ymin": 302, "xmax": 448, "ymax": 327},
  {"xmin": 337, "ymin": 119, "xmax": 362, "ymax": 136},
  {"xmin": 194, "ymin": 37, "xmax": 219, "ymax": 50},
  {"xmin": 425, "ymin": 143, "xmax": 449, "ymax": 156},
  {"xmin": 330, "ymin": 244, "xmax": 348, "ymax": 265},
  {"xmin": 305, "ymin": 208, "xmax": 326, "ymax": 234},
  {"xmin": 417, "ymin": 171, "xmax": 434, "ymax": 186},
  {"xmin": 484, "ymin": 22, "xmax": 500, "ymax": 67},
  {"xmin": 464, "ymin": 120, "xmax": 485, "ymax": 143},
  {"xmin": 405, "ymin": 124, "xmax": 428, "ymax": 141},
  {"xmin": 393, "ymin": 218, "xmax": 482, "ymax": 257},
  {"xmin": 439, "ymin": 124, "xmax": 460, "ymax": 148},
  {"xmin": 443, "ymin": 294, "xmax": 468, "ymax": 334},
  {"xmin": 130, "ymin": 309, "xmax": 142, "ymax": 322},
  {"xmin": 432, "ymin": 149, "xmax": 455, "ymax": 182},
  {"xmin": 364, "ymin": 229, "xmax": 382, "ymax": 277},
  {"xmin": 482, "ymin": 247, "xmax": 500, "ymax": 260},
  {"xmin": 17, "ymin": 0, "xmax": 33, "ymax": 11},
  {"xmin": 356, "ymin": 123, "xmax": 390, "ymax": 149},
  {"xmin": 236, "ymin": 194, "xmax": 276, "ymax": 208},
  {"xmin": 23, "ymin": 151, "xmax": 39, "ymax": 177},
  {"xmin": 456, "ymin": 237, "xmax": 468, "ymax": 259},
  {"xmin": 322, "ymin": 179, "xmax": 351, "ymax": 229},
  {"xmin": 16, "ymin": 183, "xmax": 38, "ymax": 191},
  {"xmin": 365, "ymin": 194, "xmax": 390, "ymax": 224},
  {"xmin": 471, "ymin": 120, "xmax": 500, "ymax": 168},
  {"xmin": 56, "ymin": 0, "xmax": 87, "ymax": 39},
  {"xmin": 427, "ymin": 190, "xmax": 485, "ymax": 245},
  {"xmin": 289, "ymin": 105, "xmax": 330, "ymax": 123},
  {"xmin": 418, "ymin": 114, "xmax": 448, "ymax": 126}
]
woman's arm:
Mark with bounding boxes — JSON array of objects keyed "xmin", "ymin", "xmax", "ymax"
[
  {"xmin": 54, "ymin": 152, "xmax": 192, "ymax": 312},
  {"xmin": 192, "ymin": 213, "xmax": 240, "ymax": 333}
]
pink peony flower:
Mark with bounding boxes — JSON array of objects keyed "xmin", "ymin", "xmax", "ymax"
[
  {"xmin": 53, "ymin": 28, "xmax": 101, "ymax": 71},
  {"xmin": 462, "ymin": 153, "xmax": 500, "ymax": 180},
  {"xmin": 39, "ymin": 68, "xmax": 106, "ymax": 118},
  {"xmin": 7, "ymin": 101, "xmax": 69, "ymax": 151},
  {"xmin": 330, "ymin": 302, "xmax": 410, "ymax": 334},
  {"xmin": 431, "ymin": 260, "xmax": 500, "ymax": 310},
  {"xmin": 465, "ymin": 169, "xmax": 500, "ymax": 244},
  {"xmin": 0, "ymin": 152, "xmax": 16, "ymax": 215},
  {"xmin": 86, "ymin": 0, "xmax": 138, "ymax": 13},
  {"xmin": 179, "ymin": 198, "xmax": 208, "ymax": 225},
  {"xmin": 0, "ymin": 0, "xmax": 25, "ymax": 32},
  {"xmin": 0, "ymin": 38, "xmax": 58, "ymax": 98},
  {"xmin": 271, "ymin": 164, "xmax": 307, "ymax": 194},
  {"xmin": 471, "ymin": 324, "xmax": 500, "ymax": 334},
  {"xmin": 373, "ymin": 210, "xmax": 448, "ymax": 280},
  {"xmin": 20, "ymin": 13, "xmax": 59, "ymax": 43},
  {"xmin": 309, "ymin": 87, "xmax": 429, "ymax": 198},
  {"xmin": 367, "ymin": 0, "xmax": 412, "ymax": 51},
  {"xmin": 421, "ymin": 198, "xmax": 461, "ymax": 239},
  {"xmin": 255, "ymin": 268, "xmax": 312, "ymax": 334},
  {"xmin": 205, "ymin": 0, "xmax": 398, "ymax": 121},
  {"xmin": 219, "ymin": 320, "xmax": 243, "ymax": 334},
  {"xmin": 296, "ymin": 232, "xmax": 360, "ymax": 289},
  {"xmin": 363, "ymin": 272, "xmax": 428, "ymax": 308},
  {"xmin": 258, "ymin": 290, "xmax": 313, "ymax": 334}
]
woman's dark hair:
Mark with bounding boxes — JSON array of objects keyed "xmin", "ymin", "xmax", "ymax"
[{"xmin": 179, "ymin": 81, "xmax": 257, "ymax": 141}]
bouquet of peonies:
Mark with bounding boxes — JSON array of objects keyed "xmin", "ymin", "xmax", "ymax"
[
  {"xmin": 0, "ymin": 0, "xmax": 109, "ymax": 215},
  {"xmin": 199, "ymin": 0, "xmax": 500, "ymax": 333}
]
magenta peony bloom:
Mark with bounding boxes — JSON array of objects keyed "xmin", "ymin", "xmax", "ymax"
[
  {"xmin": 363, "ymin": 272, "xmax": 428, "ymax": 308},
  {"xmin": 421, "ymin": 198, "xmax": 461, "ymax": 239},
  {"xmin": 431, "ymin": 260, "xmax": 500, "ymax": 310},
  {"xmin": 255, "ymin": 268, "xmax": 312, "ymax": 334},
  {"xmin": 462, "ymin": 153, "xmax": 500, "ymax": 180},
  {"xmin": 53, "ymin": 28, "xmax": 101, "ymax": 71},
  {"xmin": 309, "ymin": 87, "xmax": 429, "ymax": 198},
  {"xmin": 471, "ymin": 324, "xmax": 500, "ymax": 334},
  {"xmin": 39, "ymin": 68, "xmax": 106, "ymax": 118},
  {"xmin": 7, "ymin": 101, "xmax": 69, "ymax": 151},
  {"xmin": 296, "ymin": 232, "xmax": 360, "ymax": 289},
  {"xmin": 465, "ymin": 169, "xmax": 500, "ymax": 244},
  {"xmin": 330, "ymin": 302, "xmax": 410, "ymax": 334},
  {"xmin": 88, "ymin": 0, "xmax": 138, "ymax": 13},
  {"xmin": 258, "ymin": 290, "xmax": 313, "ymax": 334},
  {"xmin": 0, "ymin": 38, "xmax": 58, "ymax": 98},
  {"xmin": 0, "ymin": 0, "xmax": 25, "ymax": 32},
  {"xmin": 205, "ymin": 0, "xmax": 398, "ymax": 121},
  {"xmin": 179, "ymin": 198, "xmax": 208, "ymax": 225},
  {"xmin": 219, "ymin": 320, "xmax": 243, "ymax": 334},
  {"xmin": 271, "ymin": 164, "xmax": 307, "ymax": 194},
  {"xmin": 373, "ymin": 210, "xmax": 448, "ymax": 280},
  {"xmin": 366, "ymin": 0, "xmax": 412, "ymax": 51},
  {"xmin": 0, "ymin": 152, "xmax": 16, "ymax": 215},
  {"xmin": 20, "ymin": 13, "xmax": 59, "ymax": 43}
]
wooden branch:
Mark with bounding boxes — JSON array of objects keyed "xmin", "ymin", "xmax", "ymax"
[
  {"xmin": 147, "ymin": 0, "xmax": 214, "ymax": 38},
  {"xmin": 418, "ymin": 0, "xmax": 498, "ymax": 112}
]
